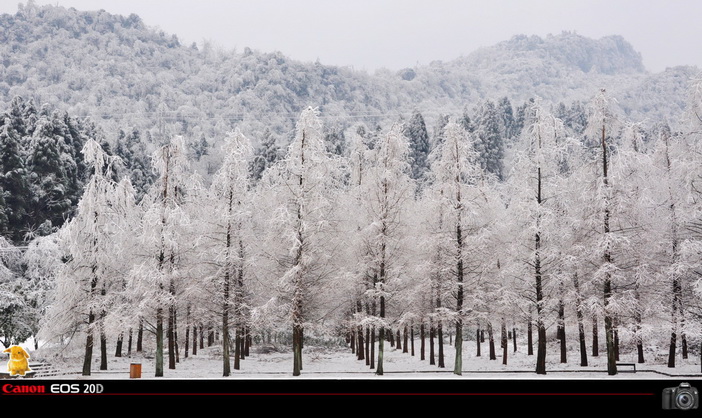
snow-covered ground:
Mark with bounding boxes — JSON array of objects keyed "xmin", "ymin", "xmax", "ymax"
[{"xmin": 36, "ymin": 340, "xmax": 701, "ymax": 380}]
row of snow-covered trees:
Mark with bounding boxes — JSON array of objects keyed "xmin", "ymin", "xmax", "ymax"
[{"xmin": 34, "ymin": 81, "xmax": 702, "ymax": 377}]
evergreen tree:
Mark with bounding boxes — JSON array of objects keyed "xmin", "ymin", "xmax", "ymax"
[
  {"xmin": 403, "ymin": 111, "xmax": 431, "ymax": 183},
  {"xmin": 324, "ymin": 124, "xmax": 347, "ymax": 156},
  {"xmin": 473, "ymin": 100, "xmax": 505, "ymax": 180},
  {"xmin": 498, "ymin": 97, "xmax": 517, "ymax": 139},
  {"xmin": 26, "ymin": 111, "xmax": 74, "ymax": 234},
  {"xmin": 249, "ymin": 128, "xmax": 281, "ymax": 182},
  {"xmin": 114, "ymin": 128, "xmax": 155, "ymax": 202},
  {"xmin": 0, "ymin": 118, "xmax": 29, "ymax": 242},
  {"xmin": 432, "ymin": 114, "xmax": 450, "ymax": 150}
]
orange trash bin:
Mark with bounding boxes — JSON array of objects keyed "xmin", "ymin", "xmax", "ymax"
[{"xmin": 130, "ymin": 363, "xmax": 141, "ymax": 378}]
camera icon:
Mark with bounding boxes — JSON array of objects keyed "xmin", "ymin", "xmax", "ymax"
[{"xmin": 662, "ymin": 382, "xmax": 699, "ymax": 410}]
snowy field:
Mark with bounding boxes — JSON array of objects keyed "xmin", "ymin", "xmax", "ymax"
[{"xmin": 36, "ymin": 341, "xmax": 702, "ymax": 380}]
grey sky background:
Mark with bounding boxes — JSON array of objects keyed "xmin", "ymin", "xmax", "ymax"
[{"xmin": 2, "ymin": 0, "xmax": 701, "ymax": 73}]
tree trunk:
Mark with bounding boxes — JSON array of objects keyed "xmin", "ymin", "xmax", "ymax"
[
  {"xmin": 592, "ymin": 315, "xmax": 599, "ymax": 357},
  {"xmin": 420, "ymin": 322, "xmax": 425, "ymax": 361},
  {"xmin": 156, "ymin": 306, "xmax": 164, "ymax": 377},
  {"xmin": 115, "ymin": 333, "xmax": 123, "ymax": 358},
  {"xmin": 454, "ymin": 321, "xmax": 462, "ymax": 375},
  {"xmin": 222, "ymin": 274, "xmax": 231, "ymax": 377},
  {"xmin": 403, "ymin": 326, "xmax": 408, "ymax": 354},
  {"xmin": 429, "ymin": 319, "xmax": 435, "ymax": 365},
  {"xmin": 293, "ymin": 324, "xmax": 302, "ymax": 376},
  {"xmin": 376, "ymin": 234, "xmax": 387, "ymax": 375},
  {"xmin": 376, "ymin": 293, "xmax": 386, "ymax": 375},
  {"xmin": 192, "ymin": 324, "xmax": 198, "ymax": 356},
  {"xmin": 245, "ymin": 326, "xmax": 251, "ymax": 357},
  {"xmin": 99, "ymin": 330, "xmax": 107, "ymax": 370},
  {"xmin": 527, "ymin": 320, "xmax": 533, "ymax": 356},
  {"xmin": 637, "ymin": 341, "xmax": 644, "ymax": 364},
  {"xmin": 168, "ymin": 302, "xmax": 176, "ymax": 370},
  {"xmin": 668, "ymin": 329, "xmax": 677, "ymax": 368},
  {"xmin": 234, "ymin": 328, "xmax": 241, "ymax": 370},
  {"xmin": 127, "ymin": 328, "xmax": 132, "ymax": 356},
  {"xmin": 682, "ymin": 324, "xmax": 688, "ymax": 359},
  {"xmin": 558, "ymin": 295, "xmax": 566, "ymax": 364},
  {"xmin": 512, "ymin": 327, "xmax": 517, "ymax": 353},
  {"xmin": 366, "ymin": 327, "xmax": 373, "ymax": 366},
  {"xmin": 476, "ymin": 326, "xmax": 481, "ymax": 357},
  {"xmin": 614, "ymin": 325, "xmax": 620, "ymax": 361},
  {"xmin": 370, "ymin": 327, "xmax": 375, "ymax": 369},
  {"xmin": 137, "ymin": 319, "xmax": 143, "ymax": 353},
  {"xmin": 356, "ymin": 301, "xmax": 364, "ymax": 360},
  {"xmin": 573, "ymin": 273, "xmax": 588, "ymax": 366},
  {"xmin": 357, "ymin": 324, "xmax": 365, "ymax": 361},
  {"xmin": 200, "ymin": 325, "xmax": 205, "ymax": 349},
  {"xmin": 668, "ymin": 276, "xmax": 681, "ymax": 368},
  {"xmin": 488, "ymin": 322, "xmax": 496, "ymax": 361},
  {"xmin": 174, "ymin": 308, "xmax": 180, "ymax": 364},
  {"xmin": 454, "ymin": 214, "xmax": 465, "ymax": 375},
  {"xmin": 82, "ymin": 264, "xmax": 100, "ymax": 377},
  {"xmin": 536, "ymin": 321, "xmax": 546, "ymax": 374},
  {"xmin": 411, "ymin": 324, "xmax": 415, "ymax": 356},
  {"xmin": 240, "ymin": 328, "xmax": 247, "ymax": 360},
  {"xmin": 437, "ymin": 321, "xmax": 445, "ymax": 368},
  {"xmin": 501, "ymin": 319, "xmax": 507, "ymax": 365},
  {"xmin": 82, "ymin": 310, "xmax": 95, "ymax": 376},
  {"xmin": 184, "ymin": 306, "xmax": 190, "ymax": 358},
  {"xmin": 605, "ymin": 311, "xmax": 617, "ymax": 375}
]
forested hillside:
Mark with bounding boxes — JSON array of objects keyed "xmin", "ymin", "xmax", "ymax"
[
  {"xmin": 2, "ymin": 2, "xmax": 702, "ymax": 378},
  {"xmin": 0, "ymin": 3, "xmax": 696, "ymax": 151}
]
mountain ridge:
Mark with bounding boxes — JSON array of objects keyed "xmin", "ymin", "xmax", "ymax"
[
  {"xmin": 454, "ymin": 32, "xmax": 646, "ymax": 75},
  {"xmin": 0, "ymin": 3, "xmax": 698, "ymax": 151}
]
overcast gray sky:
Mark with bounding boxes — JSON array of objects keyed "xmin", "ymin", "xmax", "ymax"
[{"xmin": 2, "ymin": 0, "xmax": 701, "ymax": 73}]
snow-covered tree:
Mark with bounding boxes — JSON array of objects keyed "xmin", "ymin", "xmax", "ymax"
[
  {"xmin": 359, "ymin": 123, "xmax": 414, "ymax": 375},
  {"xmin": 425, "ymin": 121, "xmax": 483, "ymax": 375},
  {"xmin": 584, "ymin": 89, "xmax": 622, "ymax": 375},
  {"xmin": 0, "ymin": 116, "xmax": 29, "ymax": 242},
  {"xmin": 0, "ymin": 237, "xmax": 34, "ymax": 348},
  {"xmin": 403, "ymin": 111, "xmax": 431, "ymax": 184},
  {"xmin": 21, "ymin": 234, "xmax": 62, "ymax": 350},
  {"xmin": 505, "ymin": 98, "xmax": 568, "ymax": 374},
  {"xmin": 130, "ymin": 136, "xmax": 190, "ymax": 377},
  {"xmin": 474, "ymin": 100, "xmax": 505, "ymax": 180},
  {"xmin": 208, "ymin": 128, "xmax": 252, "ymax": 376},
  {"xmin": 41, "ymin": 138, "xmax": 119, "ymax": 376},
  {"xmin": 260, "ymin": 107, "xmax": 342, "ymax": 376},
  {"xmin": 249, "ymin": 128, "xmax": 281, "ymax": 182}
]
